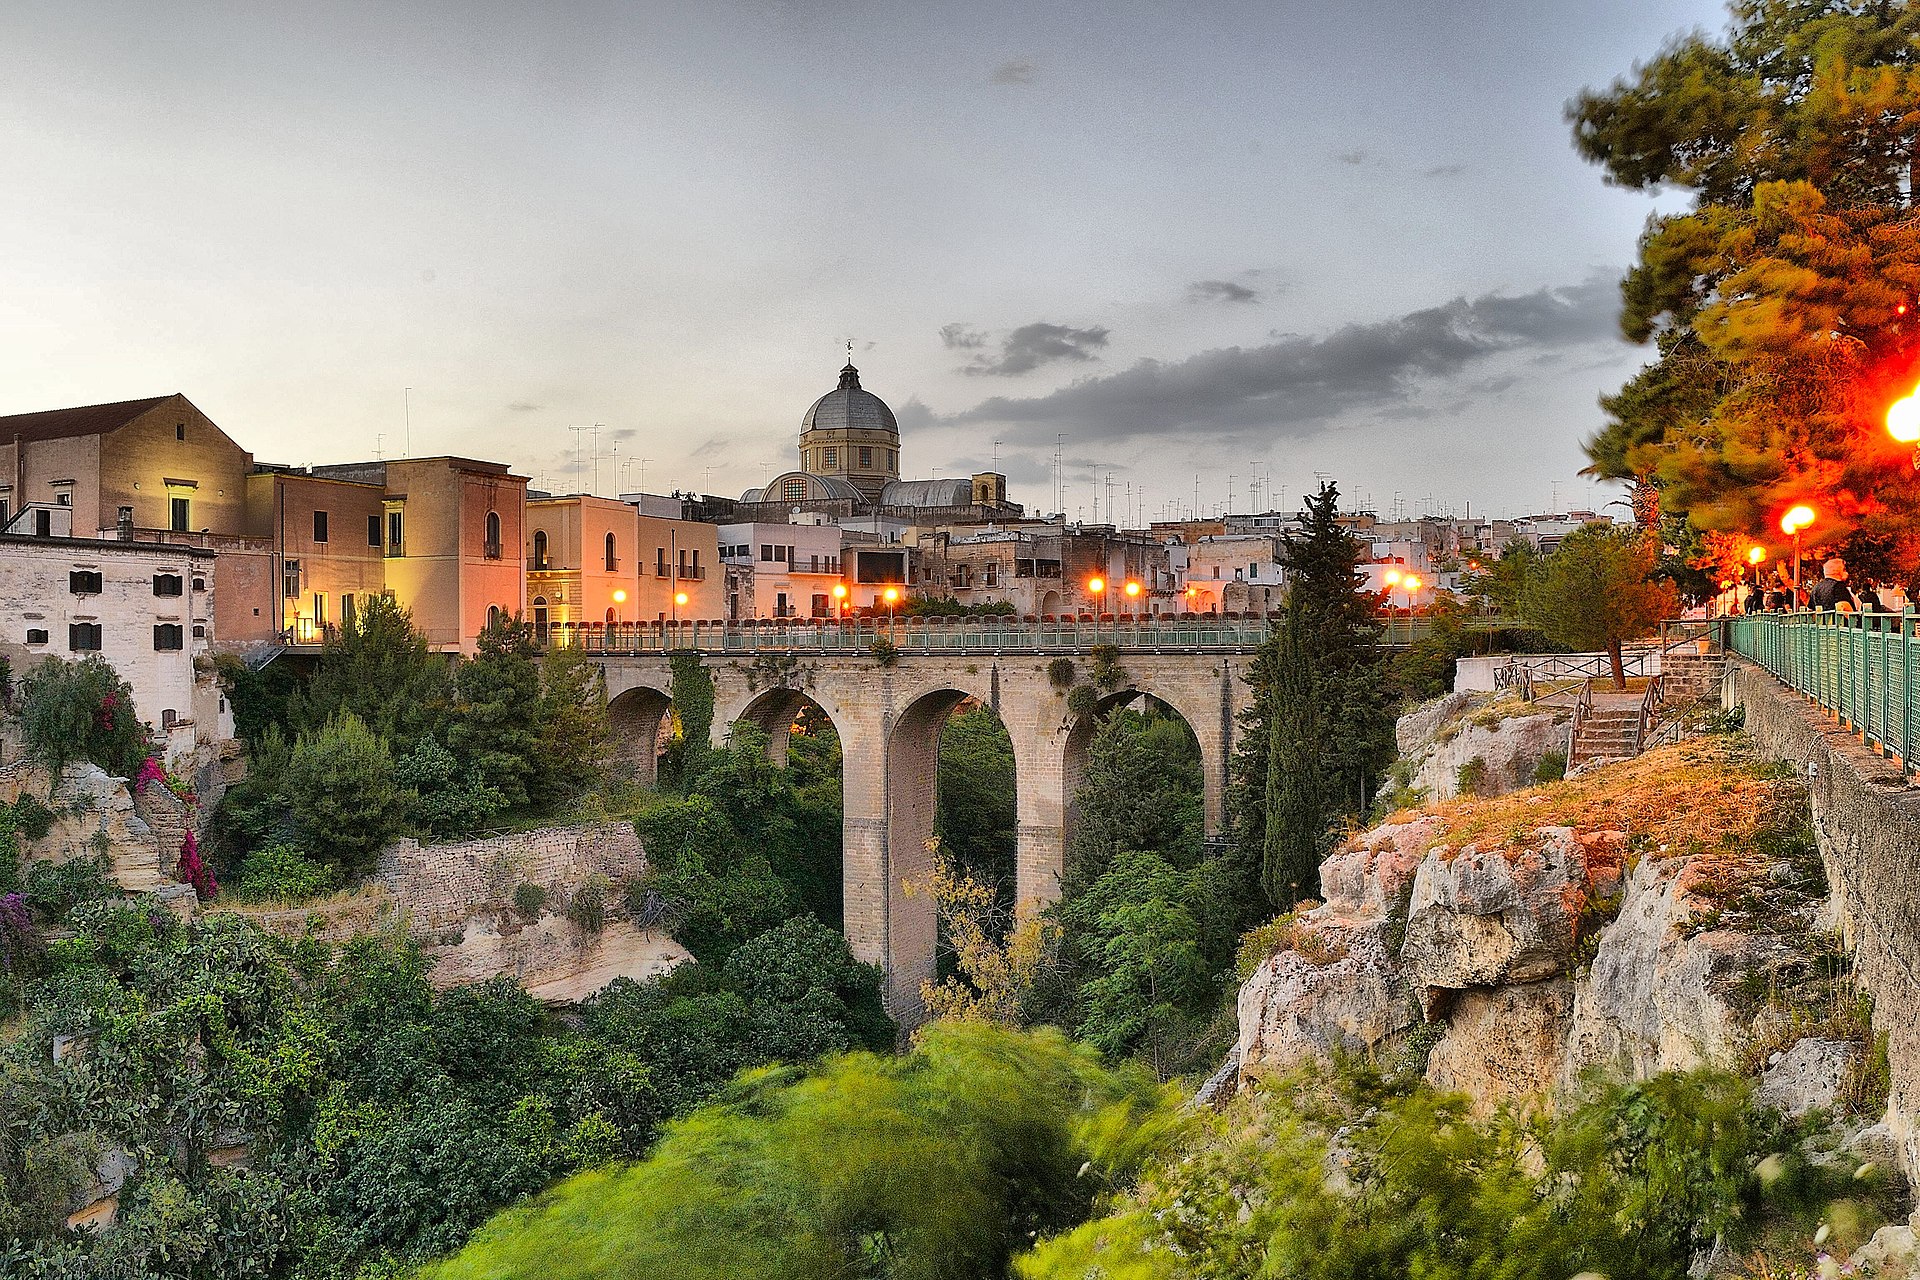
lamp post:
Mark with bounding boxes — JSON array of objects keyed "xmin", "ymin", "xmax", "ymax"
[
  {"xmin": 1123, "ymin": 579, "xmax": 1142, "ymax": 617},
  {"xmin": 883, "ymin": 585, "xmax": 899, "ymax": 629},
  {"xmin": 1087, "ymin": 575, "xmax": 1105, "ymax": 615},
  {"xmin": 1780, "ymin": 506, "xmax": 1815, "ymax": 602},
  {"xmin": 832, "ymin": 582, "xmax": 848, "ymax": 620}
]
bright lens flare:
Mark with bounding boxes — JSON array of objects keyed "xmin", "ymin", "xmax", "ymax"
[
  {"xmin": 1747, "ymin": 545, "xmax": 1767, "ymax": 565},
  {"xmin": 1087, "ymin": 576, "xmax": 1105, "ymax": 594},
  {"xmin": 1123, "ymin": 580, "xmax": 1142, "ymax": 597},
  {"xmin": 1781, "ymin": 505, "xmax": 1816, "ymax": 535},
  {"xmin": 1890, "ymin": 384, "xmax": 1920, "ymax": 443},
  {"xmin": 1383, "ymin": 568, "xmax": 1402, "ymax": 586},
  {"xmin": 1404, "ymin": 574, "xmax": 1423, "ymax": 591}
]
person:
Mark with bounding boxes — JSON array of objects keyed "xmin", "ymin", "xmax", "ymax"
[
  {"xmin": 1744, "ymin": 581, "xmax": 1763, "ymax": 614},
  {"xmin": 1859, "ymin": 581, "xmax": 1886, "ymax": 614},
  {"xmin": 1809, "ymin": 558, "xmax": 1857, "ymax": 612}
]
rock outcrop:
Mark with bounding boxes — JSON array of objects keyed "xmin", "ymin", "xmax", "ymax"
[{"xmin": 1393, "ymin": 691, "xmax": 1572, "ymax": 803}]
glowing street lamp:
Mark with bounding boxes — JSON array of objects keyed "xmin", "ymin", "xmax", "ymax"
[
  {"xmin": 1780, "ymin": 505, "xmax": 1816, "ymax": 600},
  {"xmin": 1123, "ymin": 579, "xmax": 1142, "ymax": 615},
  {"xmin": 1889, "ymin": 382, "xmax": 1920, "ymax": 467},
  {"xmin": 1087, "ymin": 576, "xmax": 1106, "ymax": 614},
  {"xmin": 832, "ymin": 582, "xmax": 849, "ymax": 618},
  {"xmin": 611, "ymin": 588, "xmax": 626, "ymax": 626},
  {"xmin": 883, "ymin": 585, "xmax": 900, "ymax": 625}
]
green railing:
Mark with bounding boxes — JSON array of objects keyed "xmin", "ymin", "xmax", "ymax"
[{"xmin": 1725, "ymin": 611, "xmax": 1920, "ymax": 774}]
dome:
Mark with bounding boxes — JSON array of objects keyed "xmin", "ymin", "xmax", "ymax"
[
  {"xmin": 802, "ymin": 364, "xmax": 898, "ymax": 438},
  {"xmin": 744, "ymin": 472, "xmax": 866, "ymax": 504}
]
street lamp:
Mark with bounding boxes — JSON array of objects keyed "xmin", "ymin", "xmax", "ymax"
[
  {"xmin": 883, "ymin": 585, "xmax": 900, "ymax": 626},
  {"xmin": 832, "ymin": 582, "xmax": 849, "ymax": 619},
  {"xmin": 611, "ymin": 588, "xmax": 626, "ymax": 625},
  {"xmin": 1780, "ymin": 505, "xmax": 1816, "ymax": 601},
  {"xmin": 1123, "ymin": 579, "xmax": 1142, "ymax": 615},
  {"xmin": 1087, "ymin": 576, "xmax": 1106, "ymax": 615},
  {"xmin": 1888, "ymin": 382, "xmax": 1920, "ymax": 467}
]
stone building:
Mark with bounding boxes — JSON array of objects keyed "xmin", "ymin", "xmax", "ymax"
[
  {"xmin": 0, "ymin": 532, "xmax": 228, "ymax": 760},
  {"xmin": 526, "ymin": 493, "xmax": 721, "ymax": 635}
]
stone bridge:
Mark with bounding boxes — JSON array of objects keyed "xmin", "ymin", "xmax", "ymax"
[{"xmin": 584, "ymin": 622, "xmax": 1263, "ymax": 1015}]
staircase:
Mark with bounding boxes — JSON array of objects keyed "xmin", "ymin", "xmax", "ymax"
[{"xmin": 1568, "ymin": 700, "xmax": 1644, "ymax": 772}]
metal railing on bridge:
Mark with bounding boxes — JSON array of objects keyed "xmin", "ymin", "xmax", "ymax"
[
  {"xmin": 1726, "ymin": 610, "xmax": 1920, "ymax": 775},
  {"xmin": 540, "ymin": 612, "xmax": 1524, "ymax": 657}
]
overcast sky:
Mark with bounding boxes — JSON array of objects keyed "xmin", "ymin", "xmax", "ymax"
[{"xmin": 0, "ymin": 0, "xmax": 1726, "ymax": 522}]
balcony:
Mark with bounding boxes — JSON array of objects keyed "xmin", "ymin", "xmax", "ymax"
[{"xmin": 677, "ymin": 565, "xmax": 707, "ymax": 580}]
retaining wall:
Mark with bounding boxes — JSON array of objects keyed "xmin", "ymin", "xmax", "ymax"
[
  {"xmin": 375, "ymin": 822, "xmax": 647, "ymax": 937},
  {"xmin": 1725, "ymin": 661, "xmax": 1920, "ymax": 1187}
]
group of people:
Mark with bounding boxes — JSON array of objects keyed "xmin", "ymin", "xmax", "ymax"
[{"xmin": 1729, "ymin": 558, "xmax": 1910, "ymax": 615}]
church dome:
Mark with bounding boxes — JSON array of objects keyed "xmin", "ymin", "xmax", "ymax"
[{"xmin": 802, "ymin": 364, "xmax": 898, "ymax": 438}]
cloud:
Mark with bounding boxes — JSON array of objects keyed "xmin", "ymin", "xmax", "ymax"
[
  {"xmin": 964, "ymin": 322, "xmax": 1110, "ymax": 376},
  {"xmin": 1334, "ymin": 149, "xmax": 1369, "ymax": 165},
  {"xmin": 1188, "ymin": 279, "xmax": 1259, "ymax": 305},
  {"xmin": 991, "ymin": 59, "xmax": 1035, "ymax": 84},
  {"xmin": 940, "ymin": 323, "xmax": 987, "ymax": 350},
  {"xmin": 1423, "ymin": 163, "xmax": 1468, "ymax": 178},
  {"xmin": 506, "ymin": 401, "xmax": 542, "ymax": 412},
  {"xmin": 950, "ymin": 271, "xmax": 1622, "ymax": 445}
]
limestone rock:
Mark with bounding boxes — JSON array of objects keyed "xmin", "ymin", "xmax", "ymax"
[
  {"xmin": 1561, "ymin": 854, "xmax": 1779, "ymax": 1085},
  {"xmin": 1758, "ymin": 1037, "xmax": 1858, "ymax": 1118},
  {"xmin": 425, "ymin": 915, "xmax": 688, "ymax": 999},
  {"xmin": 3, "ymin": 761, "xmax": 166, "ymax": 891},
  {"xmin": 1401, "ymin": 827, "xmax": 1622, "ymax": 1000},
  {"xmin": 1852, "ymin": 1225, "xmax": 1918, "ymax": 1277},
  {"xmin": 1237, "ymin": 921, "xmax": 1415, "ymax": 1080},
  {"xmin": 1393, "ymin": 691, "xmax": 1572, "ymax": 802},
  {"xmin": 1425, "ymin": 979, "xmax": 1574, "ymax": 1116},
  {"xmin": 1320, "ymin": 817, "xmax": 1437, "ymax": 920}
]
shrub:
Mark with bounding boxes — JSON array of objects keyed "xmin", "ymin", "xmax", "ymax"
[
  {"xmin": 11, "ymin": 796, "xmax": 54, "ymax": 843},
  {"xmin": 1532, "ymin": 750, "xmax": 1568, "ymax": 784},
  {"xmin": 395, "ymin": 734, "xmax": 507, "ymax": 838},
  {"xmin": 1066, "ymin": 685, "xmax": 1098, "ymax": 719},
  {"xmin": 21, "ymin": 858, "xmax": 112, "ymax": 922},
  {"xmin": 869, "ymin": 637, "xmax": 900, "ymax": 667},
  {"xmin": 176, "ymin": 829, "xmax": 218, "ymax": 900},
  {"xmin": 569, "ymin": 874, "xmax": 610, "ymax": 933},
  {"xmin": 234, "ymin": 844, "xmax": 337, "ymax": 902},
  {"xmin": 287, "ymin": 712, "xmax": 410, "ymax": 877},
  {"xmin": 1047, "ymin": 657, "xmax": 1076, "ymax": 688},
  {"xmin": 1455, "ymin": 756, "xmax": 1489, "ymax": 797},
  {"xmin": 16, "ymin": 655, "xmax": 152, "ymax": 783},
  {"xmin": 513, "ymin": 883, "xmax": 549, "ymax": 920},
  {"xmin": 0, "ymin": 892, "xmax": 39, "ymax": 973},
  {"xmin": 1088, "ymin": 643, "xmax": 1128, "ymax": 691}
]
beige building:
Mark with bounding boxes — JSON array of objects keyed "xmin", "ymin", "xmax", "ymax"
[
  {"xmin": 312, "ymin": 457, "xmax": 529, "ymax": 652},
  {"xmin": 797, "ymin": 363, "xmax": 900, "ymax": 501},
  {"xmin": 526, "ymin": 495, "xmax": 721, "ymax": 637},
  {"xmin": 0, "ymin": 533, "xmax": 229, "ymax": 762},
  {"xmin": 244, "ymin": 469, "xmax": 388, "ymax": 644}
]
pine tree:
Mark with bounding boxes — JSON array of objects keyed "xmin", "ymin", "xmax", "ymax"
[{"xmin": 1232, "ymin": 482, "xmax": 1395, "ymax": 909}]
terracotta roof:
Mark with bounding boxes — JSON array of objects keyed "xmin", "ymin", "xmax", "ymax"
[{"xmin": 0, "ymin": 394, "xmax": 179, "ymax": 445}]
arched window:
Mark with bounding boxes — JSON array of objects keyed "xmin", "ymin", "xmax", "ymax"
[
  {"xmin": 532, "ymin": 596, "xmax": 549, "ymax": 643},
  {"xmin": 486, "ymin": 604, "xmax": 503, "ymax": 631},
  {"xmin": 604, "ymin": 531, "xmax": 617, "ymax": 571},
  {"xmin": 533, "ymin": 529, "xmax": 549, "ymax": 570},
  {"xmin": 605, "ymin": 607, "xmax": 617, "ymax": 624},
  {"xmin": 484, "ymin": 510, "xmax": 502, "ymax": 559},
  {"xmin": 783, "ymin": 476, "xmax": 807, "ymax": 502}
]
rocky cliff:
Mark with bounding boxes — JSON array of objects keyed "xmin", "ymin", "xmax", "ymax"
[
  {"xmin": 1238, "ymin": 737, "xmax": 1887, "ymax": 1153},
  {"xmin": 1389, "ymin": 689, "xmax": 1572, "ymax": 804}
]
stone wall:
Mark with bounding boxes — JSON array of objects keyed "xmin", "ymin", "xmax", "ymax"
[
  {"xmin": 375, "ymin": 822, "xmax": 647, "ymax": 937},
  {"xmin": 1725, "ymin": 660, "xmax": 1920, "ymax": 1189},
  {"xmin": 230, "ymin": 891, "xmax": 398, "ymax": 944}
]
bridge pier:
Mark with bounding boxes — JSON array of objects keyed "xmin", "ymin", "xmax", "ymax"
[{"xmin": 595, "ymin": 642, "xmax": 1255, "ymax": 1027}]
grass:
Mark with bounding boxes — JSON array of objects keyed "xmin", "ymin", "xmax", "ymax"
[{"xmin": 1383, "ymin": 735, "xmax": 1805, "ymax": 866}]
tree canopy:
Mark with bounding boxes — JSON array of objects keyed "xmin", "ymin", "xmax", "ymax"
[
  {"xmin": 1520, "ymin": 524, "xmax": 1680, "ymax": 688},
  {"xmin": 1577, "ymin": 0, "xmax": 1920, "ymax": 574}
]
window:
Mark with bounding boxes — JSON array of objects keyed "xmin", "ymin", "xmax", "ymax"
[
  {"xmin": 69, "ymin": 570, "xmax": 103, "ymax": 594},
  {"xmin": 760, "ymin": 545, "xmax": 774, "ymax": 562},
  {"xmin": 169, "ymin": 496, "xmax": 189, "ymax": 531},
  {"xmin": 655, "ymin": 549, "xmax": 669, "ymax": 577},
  {"xmin": 191, "ymin": 576, "xmax": 206, "ymax": 592},
  {"xmin": 533, "ymin": 530, "xmax": 549, "ymax": 570},
  {"xmin": 313, "ymin": 592, "xmax": 327, "ymax": 627},
  {"xmin": 368, "ymin": 515, "xmax": 382, "ymax": 547},
  {"xmin": 484, "ymin": 511, "xmax": 502, "ymax": 560},
  {"xmin": 154, "ymin": 624, "xmax": 184, "ymax": 651},
  {"xmin": 604, "ymin": 531, "xmax": 617, "ymax": 571},
  {"xmin": 859, "ymin": 447, "xmax": 873, "ymax": 468},
  {"xmin": 313, "ymin": 510, "xmax": 329, "ymax": 543},
  {"xmin": 283, "ymin": 558, "xmax": 301, "ymax": 599},
  {"xmin": 25, "ymin": 628, "xmax": 47, "ymax": 645},
  {"xmin": 0, "ymin": 499, "xmax": 9, "ymax": 528},
  {"xmin": 341, "ymin": 594, "xmax": 356, "ymax": 630},
  {"xmin": 33, "ymin": 510, "xmax": 50, "ymax": 537},
  {"xmin": 176, "ymin": 423, "xmax": 186, "ymax": 441},
  {"xmin": 387, "ymin": 510, "xmax": 404, "ymax": 554},
  {"xmin": 824, "ymin": 446, "xmax": 838, "ymax": 468},
  {"xmin": 55, "ymin": 491, "xmax": 71, "ymax": 507},
  {"xmin": 887, "ymin": 450, "xmax": 896, "ymax": 469},
  {"xmin": 193, "ymin": 622, "xmax": 206, "ymax": 639},
  {"xmin": 488, "ymin": 605, "xmax": 504, "ymax": 631},
  {"xmin": 161, "ymin": 709, "xmax": 177, "ymax": 728},
  {"xmin": 68, "ymin": 623, "xmax": 101, "ymax": 652},
  {"xmin": 783, "ymin": 477, "xmax": 807, "ymax": 502},
  {"xmin": 775, "ymin": 545, "xmax": 788, "ymax": 563},
  {"xmin": 153, "ymin": 573, "xmax": 184, "ymax": 596}
]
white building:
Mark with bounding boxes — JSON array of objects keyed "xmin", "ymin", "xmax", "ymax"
[
  {"xmin": 1183, "ymin": 533, "xmax": 1287, "ymax": 613},
  {"xmin": 0, "ymin": 533, "xmax": 230, "ymax": 762},
  {"xmin": 718, "ymin": 522, "xmax": 846, "ymax": 619}
]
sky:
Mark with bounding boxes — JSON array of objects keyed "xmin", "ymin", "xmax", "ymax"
[{"xmin": 0, "ymin": 0, "xmax": 1731, "ymax": 523}]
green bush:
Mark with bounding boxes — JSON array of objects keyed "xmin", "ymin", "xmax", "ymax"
[
  {"xmin": 395, "ymin": 734, "xmax": 507, "ymax": 837},
  {"xmin": 1066, "ymin": 685, "xmax": 1098, "ymax": 718},
  {"xmin": 513, "ymin": 882, "xmax": 549, "ymax": 919},
  {"xmin": 1047, "ymin": 657, "xmax": 1077, "ymax": 688},
  {"xmin": 233, "ymin": 844, "xmax": 337, "ymax": 902},
  {"xmin": 287, "ymin": 712, "xmax": 410, "ymax": 876},
  {"xmin": 15, "ymin": 655, "xmax": 152, "ymax": 782},
  {"xmin": 1455, "ymin": 756, "xmax": 1489, "ymax": 797},
  {"xmin": 568, "ymin": 874, "xmax": 609, "ymax": 933},
  {"xmin": 1533, "ymin": 750, "xmax": 1568, "ymax": 784},
  {"xmin": 869, "ymin": 637, "xmax": 900, "ymax": 667}
]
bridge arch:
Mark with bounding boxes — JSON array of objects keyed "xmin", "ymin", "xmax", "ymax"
[{"xmin": 605, "ymin": 672, "xmax": 675, "ymax": 787}]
